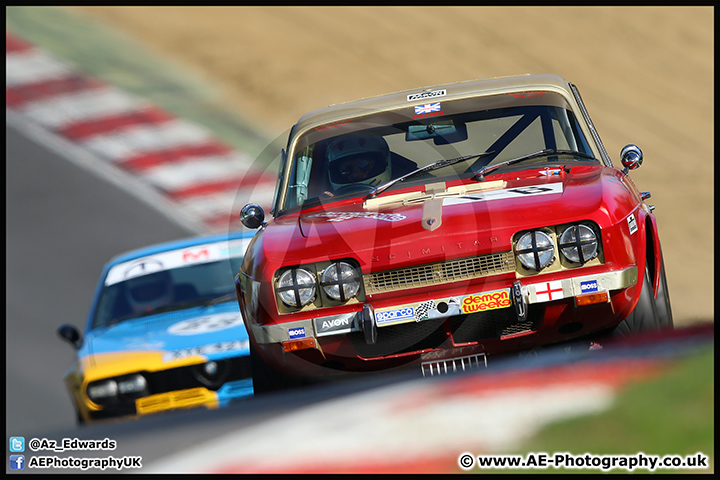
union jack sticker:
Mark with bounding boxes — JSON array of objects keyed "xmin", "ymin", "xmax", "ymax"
[{"xmin": 414, "ymin": 103, "xmax": 441, "ymax": 115}]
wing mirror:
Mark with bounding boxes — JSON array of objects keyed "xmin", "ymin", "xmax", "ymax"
[
  {"xmin": 620, "ymin": 144, "xmax": 643, "ymax": 174},
  {"xmin": 240, "ymin": 203, "xmax": 266, "ymax": 229},
  {"xmin": 57, "ymin": 324, "xmax": 82, "ymax": 350}
]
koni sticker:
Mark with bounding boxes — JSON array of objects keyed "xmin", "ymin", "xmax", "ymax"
[
  {"xmin": 627, "ymin": 213, "xmax": 638, "ymax": 235},
  {"xmin": 461, "ymin": 289, "xmax": 511, "ymax": 314}
]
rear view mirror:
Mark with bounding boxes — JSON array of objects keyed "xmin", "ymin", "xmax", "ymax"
[{"xmin": 406, "ymin": 119, "xmax": 468, "ymax": 145}]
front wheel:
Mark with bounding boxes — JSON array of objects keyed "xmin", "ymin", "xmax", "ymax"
[
  {"xmin": 654, "ymin": 250, "xmax": 673, "ymax": 329},
  {"xmin": 611, "ymin": 262, "xmax": 661, "ymax": 338},
  {"xmin": 249, "ymin": 343, "xmax": 314, "ymax": 395}
]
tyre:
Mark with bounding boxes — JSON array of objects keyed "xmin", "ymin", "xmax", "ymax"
[
  {"xmin": 611, "ymin": 261, "xmax": 660, "ymax": 338},
  {"xmin": 654, "ymin": 250, "xmax": 674, "ymax": 329}
]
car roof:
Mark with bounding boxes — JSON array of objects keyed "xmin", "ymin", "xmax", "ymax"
[
  {"xmin": 104, "ymin": 230, "xmax": 255, "ymax": 269},
  {"xmin": 293, "ymin": 73, "xmax": 575, "ymax": 133}
]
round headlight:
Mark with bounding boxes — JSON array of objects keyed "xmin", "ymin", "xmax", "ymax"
[
  {"xmin": 87, "ymin": 379, "xmax": 118, "ymax": 402},
  {"xmin": 277, "ymin": 268, "xmax": 316, "ymax": 307},
  {"xmin": 559, "ymin": 224, "xmax": 598, "ymax": 264},
  {"xmin": 117, "ymin": 374, "xmax": 148, "ymax": 396},
  {"xmin": 516, "ymin": 231, "xmax": 555, "ymax": 271},
  {"xmin": 321, "ymin": 262, "xmax": 361, "ymax": 301}
]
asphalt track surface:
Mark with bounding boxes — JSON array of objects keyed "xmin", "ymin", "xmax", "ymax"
[{"xmin": 5, "ymin": 119, "xmax": 193, "ymax": 435}]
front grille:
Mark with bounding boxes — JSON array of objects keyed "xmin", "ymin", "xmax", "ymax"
[
  {"xmin": 144, "ymin": 356, "xmax": 252, "ymax": 395},
  {"xmin": 421, "ymin": 353, "xmax": 487, "ymax": 376},
  {"xmin": 350, "ymin": 318, "xmax": 447, "ymax": 359},
  {"xmin": 136, "ymin": 388, "xmax": 209, "ymax": 414},
  {"xmin": 450, "ymin": 304, "xmax": 545, "ymax": 343},
  {"xmin": 501, "ymin": 320, "xmax": 535, "ymax": 336},
  {"xmin": 363, "ymin": 251, "xmax": 515, "ymax": 294},
  {"xmin": 451, "ymin": 304, "xmax": 544, "ymax": 344}
]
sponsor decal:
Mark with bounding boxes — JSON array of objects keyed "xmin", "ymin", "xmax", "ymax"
[
  {"xmin": 580, "ymin": 280, "xmax": 599, "ymax": 293},
  {"xmin": 163, "ymin": 339, "xmax": 249, "ymax": 361},
  {"xmin": 627, "ymin": 213, "xmax": 638, "ymax": 235},
  {"xmin": 376, "ymin": 307, "xmax": 415, "ymax": 326},
  {"xmin": 307, "ymin": 211, "xmax": 406, "ymax": 222},
  {"xmin": 461, "ymin": 289, "xmax": 511, "ymax": 314},
  {"xmin": 122, "ymin": 259, "xmax": 165, "ymax": 280},
  {"xmin": 414, "ymin": 103, "xmax": 441, "ymax": 115},
  {"xmin": 315, "ymin": 120, "xmax": 350, "ymax": 131},
  {"xmin": 414, "ymin": 300, "xmax": 438, "ymax": 321},
  {"xmin": 182, "ymin": 248, "xmax": 210, "ymax": 263},
  {"xmin": 534, "ymin": 281, "xmax": 564, "ymax": 302},
  {"xmin": 288, "ymin": 327, "xmax": 306, "ymax": 340},
  {"xmin": 125, "ymin": 340, "xmax": 166, "ymax": 350},
  {"xmin": 315, "ymin": 314, "xmax": 355, "ymax": 335},
  {"xmin": 510, "ymin": 92, "xmax": 545, "ymax": 98},
  {"xmin": 105, "ymin": 238, "xmax": 251, "ymax": 286},
  {"xmin": 407, "ymin": 89, "xmax": 446, "ymax": 102},
  {"xmin": 443, "ymin": 182, "xmax": 563, "ymax": 206},
  {"xmin": 168, "ymin": 313, "xmax": 244, "ymax": 335}
]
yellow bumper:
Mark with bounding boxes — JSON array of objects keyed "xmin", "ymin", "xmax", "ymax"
[{"xmin": 135, "ymin": 387, "xmax": 218, "ymax": 415}]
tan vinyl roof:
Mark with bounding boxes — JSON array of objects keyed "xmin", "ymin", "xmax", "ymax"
[{"xmin": 293, "ymin": 74, "xmax": 574, "ymax": 133}]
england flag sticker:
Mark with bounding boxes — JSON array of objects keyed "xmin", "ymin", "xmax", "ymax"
[{"xmin": 534, "ymin": 281, "xmax": 564, "ymax": 302}]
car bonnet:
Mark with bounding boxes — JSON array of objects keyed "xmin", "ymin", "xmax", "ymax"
[
  {"xmin": 265, "ymin": 165, "xmax": 609, "ymax": 268},
  {"xmin": 81, "ymin": 301, "xmax": 249, "ymax": 368}
]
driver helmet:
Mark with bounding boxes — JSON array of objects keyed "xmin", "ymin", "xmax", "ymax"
[
  {"xmin": 326, "ymin": 136, "xmax": 392, "ymax": 191},
  {"xmin": 125, "ymin": 270, "xmax": 173, "ymax": 314}
]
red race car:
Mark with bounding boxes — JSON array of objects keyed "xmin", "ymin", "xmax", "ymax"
[{"xmin": 237, "ymin": 74, "xmax": 672, "ymax": 393}]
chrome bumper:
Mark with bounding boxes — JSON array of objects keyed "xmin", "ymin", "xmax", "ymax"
[{"xmin": 251, "ymin": 266, "xmax": 638, "ymax": 345}]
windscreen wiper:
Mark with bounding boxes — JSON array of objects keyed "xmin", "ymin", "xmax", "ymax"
[
  {"xmin": 366, "ymin": 151, "xmax": 494, "ymax": 199},
  {"xmin": 475, "ymin": 149, "xmax": 598, "ymax": 180}
]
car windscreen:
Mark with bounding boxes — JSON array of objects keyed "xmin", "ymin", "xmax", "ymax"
[
  {"xmin": 91, "ymin": 257, "xmax": 243, "ymax": 329},
  {"xmin": 279, "ymin": 91, "xmax": 593, "ymax": 212}
]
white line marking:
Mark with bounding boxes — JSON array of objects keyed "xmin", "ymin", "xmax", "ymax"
[
  {"xmin": 81, "ymin": 118, "xmax": 213, "ymax": 162},
  {"xmin": 6, "ymin": 50, "xmax": 73, "ymax": 87},
  {"xmin": 6, "ymin": 108, "xmax": 206, "ymax": 234},
  {"xmin": 145, "ymin": 380, "xmax": 614, "ymax": 473},
  {"xmin": 18, "ymin": 87, "xmax": 146, "ymax": 129},
  {"xmin": 137, "ymin": 153, "xmax": 254, "ymax": 191}
]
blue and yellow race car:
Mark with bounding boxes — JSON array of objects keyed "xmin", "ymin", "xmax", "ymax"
[{"xmin": 58, "ymin": 232, "xmax": 255, "ymax": 423}]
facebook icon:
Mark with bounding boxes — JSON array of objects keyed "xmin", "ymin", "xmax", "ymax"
[{"xmin": 9, "ymin": 455, "xmax": 25, "ymax": 470}]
